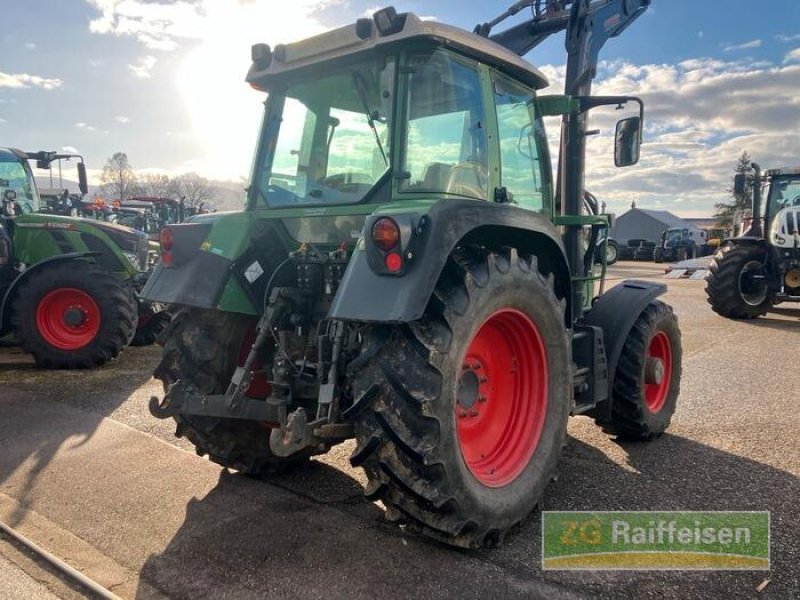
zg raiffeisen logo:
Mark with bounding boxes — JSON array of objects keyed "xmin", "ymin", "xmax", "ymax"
[{"xmin": 542, "ymin": 511, "xmax": 770, "ymax": 570}]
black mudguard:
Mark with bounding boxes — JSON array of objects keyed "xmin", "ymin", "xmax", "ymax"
[
  {"xmin": 584, "ymin": 279, "xmax": 666, "ymax": 421},
  {"xmin": 328, "ymin": 199, "xmax": 571, "ymax": 323},
  {"xmin": 723, "ymin": 236, "xmax": 767, "ymax": 248}
]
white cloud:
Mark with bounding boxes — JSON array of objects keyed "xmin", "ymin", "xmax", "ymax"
[
  {"xmin": 87, "ymin": 0, "xmax": 204, "ymax": 50},
  {"xmin": 784, "ymin": 48, "xmax": 800, "ymax": 64},
  {"xmin": 61, "ymin": 146, "xmax": 79, "ymax": 153},
  {"xmin": 115, "ymin": 115, "xmax": 130, "ymax": 124},
  {"xmin": 128, "ymin": 55, "xmax": 157, "ymax": 78},
  {"xmin": 0, "ymin": 117, "xmax": 6, "ymax": 124},
  {"xmin": 723, "ymin": 39, "xmax": 762, "ymax": 52},
  {"xmin": 75, "ymin": 122, "xmax": 98, "ymax": 132},
  {"xmin": 0, "ymin": 71, "xmax": 62, "ymax": 90},
  {"xmin": 540, "ymin": 58, "xmax": 800, "ymax": 217},
  {"xmin": 776, "ymin": 33, "xmax": 800, "ymax": 43},
  {"xmin": 24, "ymin": 42, "xmax": 37, "ymax": 50}
]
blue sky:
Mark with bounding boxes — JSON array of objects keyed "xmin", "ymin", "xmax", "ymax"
[{"xmin": 2, "ymin": 0, "xmax": 799, "ymax": 216}]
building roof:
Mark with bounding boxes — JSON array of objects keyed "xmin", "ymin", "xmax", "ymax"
[
  {"xmin": 685, "ymin": 217, "xmax": 718, "ymax": 229},
  {"xmin": 625, "ymin": 208, "xmax": 687, "ymax": 228}
]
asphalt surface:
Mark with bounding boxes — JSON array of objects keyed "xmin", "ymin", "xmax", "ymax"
[{"xmin": 0, "ymin": 262, "xmax": 797, "ymax": 599}]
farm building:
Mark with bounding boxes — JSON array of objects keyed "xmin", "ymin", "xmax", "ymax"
[{"xmin": 610, "ymin": 206, "xmax": 706, "ymax": 245}]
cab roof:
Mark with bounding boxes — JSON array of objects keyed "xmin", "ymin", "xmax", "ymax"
[
  {"xmin": 767, "ymin": 167, "xmax": 800, "ymax": 177},
  {"xmin": 246, "ymin": 8, "xmax": 549, "ymax": 91},
  {"xmin": 0, "ymin": 148, "xmax": 27, "ymax": 163}
]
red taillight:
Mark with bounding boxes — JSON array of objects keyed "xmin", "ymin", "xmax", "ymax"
[
  {"xmin": 385, "ymin": 252, "xmax": 403, "ymax": 272},
  {"xmin": 160, "ymin": 227, "xmax": 174, "ymax": 266},
  {"xmin": 371, "ymin": 217, "xmax": 400, "ymax": 251},
  {"xmin": 159, "ymin": 227, "xmax": 174, "ymax": 251}
]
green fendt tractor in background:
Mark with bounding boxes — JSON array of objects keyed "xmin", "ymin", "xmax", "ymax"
[
  {"xmin": 706, "ymin": 163, "xmax": 800, "ymax": 318},
  {"xmin": 0, "ymin": 148, "xmax": 160, "ymax": 367},
  {"xmin": 145, "ymin": 0, "xmax": 681, "ymax": 548}
]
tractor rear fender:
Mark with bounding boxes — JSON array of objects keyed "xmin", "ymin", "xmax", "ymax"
[
  {"xmin": 723, "ymin": 236, "xmax": 768, "ymax": 248},
  {"xmin": 328, "ymin": 199, "xmax": 571, "ymax": 324},
  {"xmin": 583, "ymin": 279, "xmax": 666, "ymax": 421},
  {"xmin": 0, "ymin": 252, "xmax": 98, "ymax": 333}
]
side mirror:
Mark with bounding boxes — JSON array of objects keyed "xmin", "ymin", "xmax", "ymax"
[
  {"xmin": 77, "ymin": 162, "xmax": 89, "ymax": 195},
  {"xmin": 614, "ymin": 116, "xmax": 641, "ymax": 167},
  {"xmin": 733, "ymin": 173, "xmax": 747, "ymax": 195}
]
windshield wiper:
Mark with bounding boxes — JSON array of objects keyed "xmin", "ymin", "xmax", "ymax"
[{"xmin": 352, "ymin": 72, "xmax": 388, "ymax": 167}]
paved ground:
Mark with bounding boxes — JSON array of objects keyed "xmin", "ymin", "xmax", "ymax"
[{"xmin": 0, "ymin": 262, "xmax": 797, "ymax": 599}]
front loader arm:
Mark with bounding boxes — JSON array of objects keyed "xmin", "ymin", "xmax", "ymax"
[{"xmin": 478, "ymin": 0, "xmax": 650, "ymax": 319}]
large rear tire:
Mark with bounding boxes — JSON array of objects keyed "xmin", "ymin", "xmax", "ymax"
[
  {"xmin": 600, "ymin": 301, "xmax": 681, "ymax": 440},
  {"xmin": 705, "ymin": 244, "xmax": 771, "ymax": 319},
  {"xmin": 11, "ymin": 264, "xmax": 137, "ymax": 368},
  {"xmin": 346, "ymin": 249, "xmax": 571, "ymax": 548},
  {"xmin": 130, "ymin": 303, "xmax": 171, "ymax": 346},
  {"xmin": 154, "ymin": 308, "xmax": 315, "ymax": 475}
]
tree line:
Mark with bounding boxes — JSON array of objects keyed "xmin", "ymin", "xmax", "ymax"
[
  {"xmin": 99, "ymin": 152, "xmax": 214, "ymax": 211},
  {"xmin": 714, "ymin": 151, "xmax": 753, "ymax": 228}
]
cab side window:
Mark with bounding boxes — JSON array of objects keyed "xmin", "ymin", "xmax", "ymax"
[
  {"xmin": 400, "ymin": 50, "xmax": 488, "ymax": 200},
  {"xmin": 493, "ymin": 76, "xmax": 546, "ymax": 212}
]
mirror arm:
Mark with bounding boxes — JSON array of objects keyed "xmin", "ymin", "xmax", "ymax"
[{"xmin": 578, "ymin": 95, "xmax": 644, "ymax": 122}]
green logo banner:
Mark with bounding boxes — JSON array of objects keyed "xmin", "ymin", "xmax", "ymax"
[{"xmin": 542, "ymin": 511, "xmax": 770, "ymax": 570}]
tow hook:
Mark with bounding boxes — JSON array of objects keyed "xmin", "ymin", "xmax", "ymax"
[
  {"xmin": 149, "ymin": 383, "xmax": 183, "ymax": 419},
  {"xmin": 269, "ymin": 407, "xmax": 314, "ymax": 457}
]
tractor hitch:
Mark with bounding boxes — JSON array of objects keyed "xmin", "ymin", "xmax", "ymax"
[{"xmin": 149, "ymin": 382, "xmax": 281, "ymax": 422}]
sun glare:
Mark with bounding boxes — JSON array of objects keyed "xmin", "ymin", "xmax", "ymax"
[{"xmin": 177, "ymin": 1, "xmax": 326, "ymax": 181}]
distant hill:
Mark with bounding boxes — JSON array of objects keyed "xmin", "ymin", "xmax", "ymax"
[{"xmin": 34, "ymin": 176, "xmax": 100, "ymax": 198}]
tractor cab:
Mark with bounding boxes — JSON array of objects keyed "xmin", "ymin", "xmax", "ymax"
[
  {"xmin": 663, "ymin": 227, "xmax": 688, "ymax": 245},
  {"xmin": 0, "ymin": 148, "xmax": 41, "ymax": 215},
  {"xmin": 764, "ymin": 169, "xmax": 800, "ymax": 242},
  {"xmin": 246, "ymin": 13, "xmax": 553, "ymax": 222}
]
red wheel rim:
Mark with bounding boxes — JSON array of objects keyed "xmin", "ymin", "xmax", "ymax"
[
  {"xmin": 35, "ymin": 288, "xmax": 101, "ymax": 350},
  {"xmin": 644, "ymin": 331, "xmax": 672, "ymax": 413},
  {"xmin": 455, "ymin": 308, "xmax": 548, "ymax": 487}
]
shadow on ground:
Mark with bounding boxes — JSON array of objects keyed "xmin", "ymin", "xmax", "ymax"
[
  {"xmin": 0, "ymin": 345, "xmax": 158, "ymax": 526},
  {"xmin": 138, "ymin": 431, "xmax": 798, "ymax": 600}
]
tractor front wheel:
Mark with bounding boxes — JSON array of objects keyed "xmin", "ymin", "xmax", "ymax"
[
  {"xmin": 11, "ymin": 264, "xmax": 137, "ymax": 368},
  {"xmin": 600, "ymin": 301, "xmax": 681, "ymax": 440},
  {"xmin": 346, "ymin": 249, "xmax": 570, "ymax": 548}
]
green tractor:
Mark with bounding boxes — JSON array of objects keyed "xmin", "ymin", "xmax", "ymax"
[
  {"xmin": 706, "ymin": 164, "xmax": 800, "ymax": 318},
  {"xmin": 145, "ymin": 1, "xmax": 681, "ymax": 548},
  {"xmin": 0, "ymin": 148, "xmax": 161, "ymax": 367}
]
